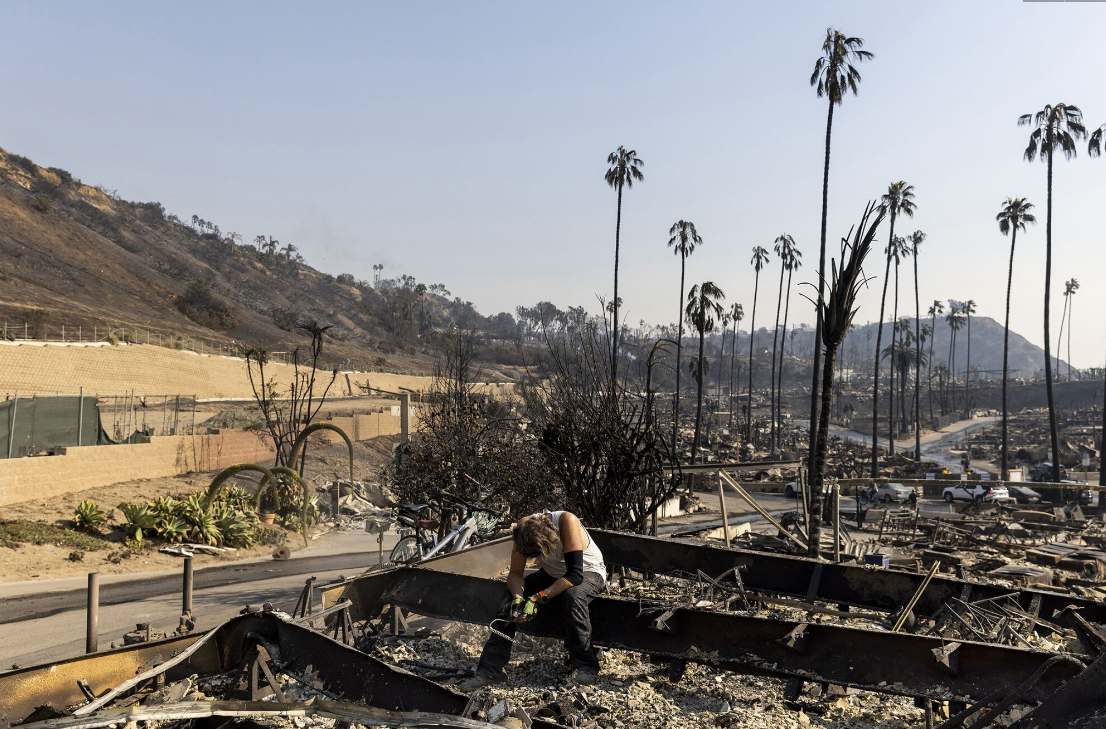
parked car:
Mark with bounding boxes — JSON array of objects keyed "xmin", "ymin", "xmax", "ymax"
[
  {"xmin": 1029, "ymin": 461, "xmax": 1067, "ymax": 482},
  {"xmin": 942, "ymin": 484, "xmax": 1012, "ymax": 503},
  {"xmin": 874, "ymin": 483, "xmax": 914, "ymax": 503},
  {"xmin": 1007, "ymin": 486, "xmax": 1042, "ymax": 505}
]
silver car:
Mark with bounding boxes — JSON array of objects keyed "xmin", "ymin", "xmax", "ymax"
[{"xmin": 875, "ymin": 482, "xmax": 914, "ymax": 503}]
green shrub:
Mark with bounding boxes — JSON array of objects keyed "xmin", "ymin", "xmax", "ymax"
[
  {"xmin": 119, "ymin": 503, "xmax": 156, "ymax": 544},
  {"xmin": 74, "ymin": 500, "xmax": 106, "ymax": 532},
  {"xmin": 0, "ymin": 520, "xmax": 108, "ymax": 551}
]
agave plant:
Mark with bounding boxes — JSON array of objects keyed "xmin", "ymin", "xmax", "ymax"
[
  {"xmin": 211, "ymin": 504, "xmax": 256, "ymax": 548},
  {"xmin": 150, "ymin": 495, "xmax": 182, "ymax": 520},
  {"xmin": 187, "ymin": 508, "xmax": 223, "ymax": 547},
  {"xmin": 120, "ymin": 503, "xmax": 156, "ymax": 543},
  {"xmin": 213, "ymin": 484, "xmax": 252, "ymax": 513},
  {"xmin": 155, "ymin": 515, "xmax": 189, "ymax": 543},
  {"xmin": 74, "ymin": 500, "xmax": 106, "ymax": 532}
]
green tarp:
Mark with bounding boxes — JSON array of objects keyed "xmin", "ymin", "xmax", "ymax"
[{"xmin": 0, "ymin": 395, "xmax": 104, "ymax": 458}]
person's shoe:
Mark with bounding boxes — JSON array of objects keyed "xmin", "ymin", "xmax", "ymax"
[
  {"xmin": 570, "ymin": 667, "xmax": 598, "ymax": 686},
  {"xmin": 458, "ymin": 673, "xmax": 505, "ymax": 692}
]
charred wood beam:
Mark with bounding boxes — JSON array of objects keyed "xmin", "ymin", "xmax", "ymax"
[
  {"xmin": 343, "ymin": 567, "xmax": 1083, "ymax": 702},
  {"xmin": 589, "ymin": 530, "xmax": 1106, "ymax": 624}
]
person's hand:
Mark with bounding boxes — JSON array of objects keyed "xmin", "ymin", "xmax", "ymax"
[
  {"xmin": 516, "ymin": 591, "xmax": 548, "ymax": 623},
  {"xmin": 509, "ymin": 596, "xmax": 525, "ymax": 622}
]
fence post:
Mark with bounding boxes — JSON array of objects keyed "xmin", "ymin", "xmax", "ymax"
[
  {"xmin": 7, "ymin": 391, "xmax": 17, "ymax": 459},
  {"xmin": 78, "ymin": 387, "xmax": 85, "ymax": 446},
  {"xmin": 79, "ymin": 325, "xmax": 82, "ymax": 341},
  {"xmin": 86, "ymin": 572, "xmax": 99, "ymax": 654},
  {"xmin": 62, "ymin": 325, "xmax": 65, "ymax": 341}
]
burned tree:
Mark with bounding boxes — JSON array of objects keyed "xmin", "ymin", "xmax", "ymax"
[
  {"xmin": 244, "ymin": 322, "xmax": 339, "ymax": 471},
  {"xmin": 809, "ymin": 202, "xmax": 883, "ymax": 556},
  {"xmin": 522, "ymin": 321, "xmax": 680, "ymax": 532},
  {"xmin": 389, "ymin": 331, "xmax": 549, "ymax": 518}
]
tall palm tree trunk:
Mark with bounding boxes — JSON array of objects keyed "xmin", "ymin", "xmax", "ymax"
[
  {"xmin": 913, "ymin": 254, "xmax": 922, "ymax": 461},
  {"xmin": 673, "ymin": 255, "xmax": 686, "ymax": 458},
  {"xmin": 747, "ymin": 271, "xmax": 761, "ymax": 443},
  {"xmin": 966, "ymin": 313, "xmax": 972, "ymax": 411},
  {"xmin": 870, "ymin": 217, "xmax": 895, "ymax": 477},
  {"xmin": 717, "ymin": 329, "xmax": 726, "ymax": 413},
  {"xmin": 808, "ymin": 99, "xmax": 835, "ymax": 485},
  {"xmin": 928, "ymin": 312, "xmax": 936, "ymax": 421},
  {"xmin": 728, "ymin": 319, "xmax": 738, "ymax": 432},
  {"xmin": 612, "ymin": 183, "xmax": 623, "ymax": 382},
  {"xmin": 890, "ymin": 263, "xmax": 899, "ymax": 448},
  {"xmin": 692, "ymin": 329, "xmax": 706, "ymax": 460},
  {"xmin": 1055, "ymin": 297, "xmax": 1067, "ymax": 382},
  {"xmin": 1001, "ymin": 228, "xmax": 1018, "ymax": 479},
  {"xmin": 1043, "ymin": 148, "xmax": 1061, "ymax": 485},
  {"xmin": 770, "ymin": 261, "xmax": 786, "ymax": 453},
  {"xmin": 778, "ymin": 268, "xmax": 795, "ymax": 451},
  {"xmin": 1067, "ymin": 299, "xmax": 1073, "ymax": 381}
]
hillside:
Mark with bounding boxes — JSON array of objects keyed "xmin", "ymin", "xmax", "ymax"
[{"xmin": 0, "ymin": 148, "xmax": 522, "ymax": 377}]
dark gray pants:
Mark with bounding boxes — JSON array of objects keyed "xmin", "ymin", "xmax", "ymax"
[{"xmin": 476, "ymin": 570, "xmax": 604, "ymax": 679}]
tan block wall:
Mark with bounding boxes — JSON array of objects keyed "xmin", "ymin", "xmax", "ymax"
[
  {"xmin": 0, "ymin": 341, "xmax": 514, "ymax": 400},
  {"xmin": 0, "ymin": 429, "xmax": 275, "ymax": 507},
  {"xmin": 321, "ymin": 410, "xmax": 418, "ymax": 442}
]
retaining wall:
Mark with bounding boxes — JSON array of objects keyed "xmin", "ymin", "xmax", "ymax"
[{"xmin": 0, "ymin": 429, "xmax": 275, "ymax": 507}]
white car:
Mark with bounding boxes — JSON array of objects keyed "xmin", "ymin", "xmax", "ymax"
[
  {"xmin": 942, "ymin": 484, "xmax": 1011, "ymax": 503},
  {"xmin": 875, "ymin": 483, "xmax": 914, "ymax": 503}
]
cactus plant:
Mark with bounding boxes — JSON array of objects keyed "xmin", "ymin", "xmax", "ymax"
[{"xmin": 74, "ymin": 500, "xmax": 106, "ymax": 532}]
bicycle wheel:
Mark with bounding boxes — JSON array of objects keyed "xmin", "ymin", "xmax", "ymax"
[{"xmin": 389, "ymin": 535, "xmax": 421, "ymax": 564}]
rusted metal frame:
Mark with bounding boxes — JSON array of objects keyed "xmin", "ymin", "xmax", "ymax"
[
  {"xmin": 717, "ymin": 470, "xmax": 807, "ymax": 550},
  {"xmin": 0, "ymin": 611, "xmax": 472, "ymax": 724},
  {"xmin": 1009, "ymin": 650, "xmax": 1106, "ymax": 728},
  {"xmin": 349, "ymin": 567, "xmax": 1084, "ymax": 702},
  {"xmin": 588, "ymin": 529, "xmax": 1106, "ymax": 624}
]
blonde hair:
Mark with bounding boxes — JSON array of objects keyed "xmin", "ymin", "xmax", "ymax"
[{"xmin": 513, "ymin": 515, "xmax": 558, "ymax": 557}]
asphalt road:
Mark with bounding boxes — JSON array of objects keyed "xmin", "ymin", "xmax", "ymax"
[
  {"xmin": 0, "ymin": 565, "xmax": 360, "ymax": 668},
  {"xmin": 0, "ymin": 550, "xmax": 382, "ymax": 624}
]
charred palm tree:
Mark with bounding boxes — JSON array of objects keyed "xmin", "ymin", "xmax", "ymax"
[
  {"xmin": 908, "ymin": 230, "xmax": 925, "ymax": 461},
  {"xmin": 927, "ymin": 300, "xmax": 944, "ymax": 420},
  {"xmin": 945, "ymin": 303, "xmax": 964, "ymax": 413},
  {"xmin": 871, "ymin": 182, "xmax": 915, "ymax": 476},
  {"xmin": 687, "ymin": 282, "xmax": 726, "ymax": 464},
  {"xmin": 667, "ymin": 220, "xmax": 702, "ymax": 455},
  {"xmin": 962, "ymin": 299, "xmax": 977, "ymax": 408},
  {"xmin": 770, "ymin": 234, "xmax": 797, "ymax": 453},
  {"xmin": 1020, "ymin": 103, "xmax": 1086, "ymax": 483},
  {"xmin": 1090, "ymin": 126, "xmax": 1106, "ymax": 511},
  {"xmin": 887, "ymin": 235, "xmax": 912, "ymax": 446},
  {"xmin": 777, "ymin": 246, "xmax": 802, "ymax": 448},
  {"xmin": 996, "ymin": 197, "xmax": 1036, "ymax": 479},
  {"xmin": 747, "ymin": 246, "xmax": 770, "ymax": 442},
  {"xmin": 717, "ymin": 310, "xmax": 731, "ymax": 408},
  {"xmin": 807, "ymin": 28, "xmax": 874, "ymax": 482},
  {"xmin": 727, "ymin": 303, "xmax": 744, "ymax": 432},
  {"xmin": 810, "ymin": 202, "xmax": 884, "ymax": 557},
  {"xmin": 605, "ymin": 146, "xmax": 644, "ymax": 380}
]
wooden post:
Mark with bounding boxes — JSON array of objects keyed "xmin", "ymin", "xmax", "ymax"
[
  {"xmin": 86, "ymin": 573, "xmax": 99, "ymax": 654},
  {"xmin": 7, "ymin": 391, "xmax": 18, "ymax": 459},
  {"xmin": 717, "ymin": 470, "xmax": 731, "ymax": 548},
  {"xmin": 718, "ymin": 471, "xmax": 807, "ymax": 550}
]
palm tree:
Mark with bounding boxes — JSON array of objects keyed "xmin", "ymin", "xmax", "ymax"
[
  {"xmin": 1056, "ymin": 278, "xmax": 1079, "ymax": 381},
  {"xmin": 769, "ymin": 234, "xmax": 796, "ymax": 453},
  {"xmin": 997, "ymin": 197, "xmax": 1036, "ymax": 480},
  {"xmin": 777, "ymin": 245, "xmax": 802, "ymax": 447},
  {"xmin": 871, "ymin": 182, "xmax": 916, "ymax": 475},
  {"xmin": 807, "ymin": 29, "xmax": 874, "ymax": 481},
  {"xmin": 887, "ymin": 235, "xmax": 912, "ymax": 446},
  {"xmin": 945, "ymin": 303, "xmax": 965, "ymax": 413},
  {"xmin": 907, "ymin": 230, "xmax": 925, "ymax": 461},
  {"xmin": 1020, "ymin": 103, "xmax": 1086, "ymax": 484},
  {"xmin": 668, "ymin": 221, "xmax": 702, "ymax": 455},
  {"xmin": 727, "ymin": 303, "xmax": 744, "ymax": 433},
  {"xmin": 605, "ymin": 146, "xmax": 645, "ymax": 380},
  {"xmin": 962, "ymin": 299, "xmax": 977, "ymax": 409},
  {"xmin": 886, "ymin": 319, "xmax": 919, "ymax": 435},
  {"xmin": 716, "ymin": 310, "xmax": 731, "ymax": 410},
  {"xmin": 1092, "ymin": 125, "xmax": 1106, "ymax": 512},
  {"xmin": 810, "ymin": 201, "xmax": 884, "ymax": 556},
  {"xmin": 927, "ymin": 300, "xmax": 944, "ymax": 420},
  {"xmin": 686, "ymin": 282, "xmax": 726, "ymax": 464},
  {"xmin": 747, "ymin": 246, "xmax": 771, "ymax": 442}
]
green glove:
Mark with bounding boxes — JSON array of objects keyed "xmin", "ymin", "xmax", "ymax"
[
  {"xmin": 509, "ymin": 596, "xmax": 525, "ymax": 621},
  {"xmin": 521, "ymin": 597, "xmax": 540, "ymax": 622}
]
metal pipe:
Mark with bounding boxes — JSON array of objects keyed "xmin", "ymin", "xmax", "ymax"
[
  {"xmin": 77, "ymin": 386, "xmax": 84, "ymax": 446},
  {"xmin": 183, "ymin": 556, "xmax": 194, "ymax": 617},
  {"xmin": 716, "ymin": 472, "xmax": 731, "ymax": 548},
  {"xmin": 85, "ymin": 572, "xmax": 99, "ymax": 654},
  {"xmin": 892, "ymin": 561, "xmax": 940, "ymax": 632},
  {"xmin": 718, "ymin": 471, "xmax": 807, "ymax": 550},
  {"xmin": 832, "ymin": 484, "xmax": 841, "ymax": 563}
]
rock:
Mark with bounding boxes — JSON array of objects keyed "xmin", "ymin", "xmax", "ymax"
[
  {"xmin": 487, "ymin": 700, "xmax": 510, "ymax": 724},
  {"xmin": 797, "ymin": 711, "xmax": 810, "ymax": 727}
]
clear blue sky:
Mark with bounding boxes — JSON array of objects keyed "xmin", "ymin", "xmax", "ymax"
[{"xmin": 3, "ymin": 2, "xmax": 1106, "ymax": 365}]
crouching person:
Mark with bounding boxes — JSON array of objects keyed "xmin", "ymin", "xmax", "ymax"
[{"xmin": 461, "ymin": 510, "xmax": 606, "ymax": 689}]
